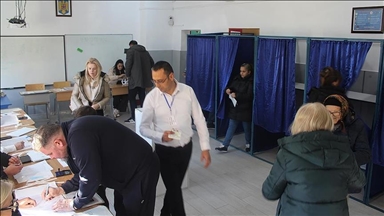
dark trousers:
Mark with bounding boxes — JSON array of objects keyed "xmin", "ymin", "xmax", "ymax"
[
  {"xmin": 156, "ymin": 140, "xmax": 192, "ymax": 216},
  {"xmin": 113, "ymin": 94, "xmax": 129, "ymax": 112},
  {"xmin": 128, "ymin": 87, "xmax": 146, "ymax": 120},
  {"xmin": 114, "ymin": 152, "xmax": 160, "ymax": 216}
]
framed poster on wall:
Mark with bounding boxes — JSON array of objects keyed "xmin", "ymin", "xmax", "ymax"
[
  {"xmin": 351, "ymin": 6, "xmax": 384, "ymax": 33},
  {"xmin": 56, "ymin": 0, "xmax": 72, "ymax": 17}
]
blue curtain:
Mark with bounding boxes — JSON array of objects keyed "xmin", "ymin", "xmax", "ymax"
[
  {"xmin": 307, "ymin": 40, "xmax": 372, "ymax": 92},
  {"xmin": 186, "ymin": 37, "xmax": 216, "ymax": 112},
  {"xmin": 217, "ymin": 37, "xmax": 240, "ymax": 119},
  {"xmin": 254, "ymin": 38, "xmax": 296, "ymax": 133}
]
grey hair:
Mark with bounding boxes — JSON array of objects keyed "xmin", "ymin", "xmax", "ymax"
[{"xmin": 32, "ymin": 124, "xmax": 62, "ymax": 151}]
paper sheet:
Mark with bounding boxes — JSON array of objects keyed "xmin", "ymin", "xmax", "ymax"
[
  {"xmin": 58, "ymin": 158, "xmax": 69, "ymax": 167},
  {"xmin": 15, "ymin": 182, "xmax": 74, "ymax": 216},
  {"xmin": 14, "ymin": 160, "xmax": 54, "ymax": 183},
  {"xmin": 26, "ymin": 150, "xmax": 51, "ymax": 162},
  {"xmin": 15, "ymin": 183, "xmax": 108, "ymax": 216},
  {"xmin": 6, "ymin": 127, "xmax": 36, "ymax": 137},
  {"xmin": 229, "ymin": 94, "xmax": 237, "ymax": 107},
  {"xmin": 0, "ymin": 135, "xmax": 32, "ymax": 153},
  {"xmin": 1, "ymin": 114, "xmax": 19, "ymax": 127}
]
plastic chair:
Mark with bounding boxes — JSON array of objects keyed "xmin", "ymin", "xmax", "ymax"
[{"xmin": 24, "ymin": 83, "xmax": 50, "ymax": 119}]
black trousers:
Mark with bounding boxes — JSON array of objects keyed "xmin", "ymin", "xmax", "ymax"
[
  {"xmin": 113, "ymin": 94, "xmax": 129, "ymax": 112},
  {"xmin": 114, "ymin": 152, "xmax": 160, "ymax": 216},
  {"xmin": 128, "ymin": 87, "xmax": 146, "ymax": 120},
  {"xmin": 155, "ymin": 140, "xmax": 192, "ymax": 216}
]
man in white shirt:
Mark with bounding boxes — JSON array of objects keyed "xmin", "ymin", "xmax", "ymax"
[{"xmin": 140, "ymin": 60, "xmax": 211, "ymax": 216}]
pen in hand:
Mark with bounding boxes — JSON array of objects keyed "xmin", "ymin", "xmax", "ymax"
[{"xmin": 45, "ymin": 184, "xmax": 50, "ymax": 199}]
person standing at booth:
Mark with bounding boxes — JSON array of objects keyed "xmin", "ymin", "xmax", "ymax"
[
  {"xmin": 140, "ymin": 60, "xmax": 211, "ymax": 216},
  {"xmin": 215, "ymin": 63, "xmax": 254, "ymax": 153},
  {"xmin": 124, "ymin": 40, "xmax": 154, "ymax": 123},
  {"xmin": 323, "ymin": 94, "xmax": 371, "ymax": 166},
  {"xmin": 70, "ymin": 58, "xmax": 111, "ymax": 116}
]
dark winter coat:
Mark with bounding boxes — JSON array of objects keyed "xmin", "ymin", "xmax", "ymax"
[
  {"xmin": 1, "ymin": 152, "xmax": 11, "ymax": 179},
  {"xmin": 262, "ymin": 131, "xmax": 366, "ymax": 216},
  {"xmin": 307, "ymin": 86, "xmax": 352, "ymax": 105},
  {"xmin": 334, "ymin": 112, "xmax": 371, "ymax": 166},
  {"xmin": 226, "ymin": 74, "xmax": 253, "ymax": 122},
  {"xmin": 125, "ymin": 45, "xmax": 154, "ymax": 89}
]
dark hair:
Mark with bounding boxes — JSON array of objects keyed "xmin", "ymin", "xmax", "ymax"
[
  {"xmin": 74, "ymin": 106, "xmax": 97, "ymax": 118},
  {"xmin": 152, "ymin": 61, "xmax": 174, "ymax": 76},
  {"xmin": 129, "ymin": 40, "xmax": 138, "ymax": 46},
  {"xmin": 241, "ymin": 63, "xmax": 253, "ymax": 73},
  {"xmin": 113, "ymin": 59, "xmax": 125, "ymax": 75},
  {"xmin": 320, "ymin": 67, "xmax": 342, "ymax": 87}
]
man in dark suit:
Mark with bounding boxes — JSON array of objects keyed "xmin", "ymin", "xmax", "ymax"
[{"xmin": 33, "ymin": 116, "xmax": 159, "ymax": 215}]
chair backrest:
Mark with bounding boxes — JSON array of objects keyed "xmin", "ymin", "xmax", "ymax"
[
  {"xmin": 25, "ymin": 83, "xmax": 45, "ymax": 91},
  {"xmin": 53, "ymin": 81, "xmax": 71, "ymax": 88}
]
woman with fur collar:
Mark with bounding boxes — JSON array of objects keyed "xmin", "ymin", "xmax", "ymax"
[{"xmin": 70, "ymin": 58, "xmax": 111, "ymax": 116}]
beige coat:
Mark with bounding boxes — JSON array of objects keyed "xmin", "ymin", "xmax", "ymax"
[{"xmin": 70, "ymin": 71, "xmax": 111, "ymax": 111}]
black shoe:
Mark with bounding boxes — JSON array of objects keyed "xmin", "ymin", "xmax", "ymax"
[
  {"xmin": 207, "ymin": 123, "xmax": 215, "ymax": 129},
  {"xmin": 215, "ymin": 146, "xmax": 228, "ymax": 152}
]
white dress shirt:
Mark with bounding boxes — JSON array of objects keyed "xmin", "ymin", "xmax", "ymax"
[{"xmin": 140, "ymin": 80, "xmax": 210, "ymax": 151}]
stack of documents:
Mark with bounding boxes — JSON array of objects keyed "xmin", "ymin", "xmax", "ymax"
[
  {"xmin": 13, "ymin": 160, "xmax": 54, "ymax": 183},
  {"xmin": 0, "ymin": 135, "xmax": 32, "ymax": 153},
  {"xmin": 1, "ymin": 113, "xmax": 19, "ymax": 127},
  {"xmin": 6, "ymin": 127, "xmax": 36, "ymax": 137}
]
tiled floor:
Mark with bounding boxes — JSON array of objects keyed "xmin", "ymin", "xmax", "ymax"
[{"xmin": 30, "ymin": 110, "xmax": 384, "ymax": 216}]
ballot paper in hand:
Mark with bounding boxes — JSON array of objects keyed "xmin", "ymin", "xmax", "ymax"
[{"xmin": 229, "ymin": 94, "xmax": 237, "ymax": 107}]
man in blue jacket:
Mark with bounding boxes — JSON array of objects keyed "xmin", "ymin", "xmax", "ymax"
[{"xmin": 33, "ymin": 116, "xmax": 159, "ymax": 216}]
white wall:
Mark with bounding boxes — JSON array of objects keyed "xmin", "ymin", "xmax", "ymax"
[
  {"xmin": 170, "ymin": 1, "xmax": 384, "ymax": 50},
  {"xmin": 1, "ymin": 1, "xmax": 140, "ymax": 37}
]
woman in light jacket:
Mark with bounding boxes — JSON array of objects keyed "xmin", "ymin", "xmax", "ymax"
[{"xmin": 71, "ymin": 58, "xmax": 111, "ymax": 116}]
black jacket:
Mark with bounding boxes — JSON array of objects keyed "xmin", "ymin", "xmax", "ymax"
[
  {"xmin": 307, "ymin": 86, "xmax": 350, "ymax": 104},
  {"xmin": 334, "ymin": 112, "xmax": 371, "ymax": 165},
  {"xmin": 226, "ymin": 75, "xmax": 253, "ymax": 122},
  {"xmin": 60, "ymin": 116, "xmax": 157, "ymax": 209},
  {"xmin": 262, "ymin": 131, "xmax": 366, "ymax": 216},
  {"xmin": 125, "ymin": 45, "xmax": 154, "ymax": 89},
  {"xmin": 1, "ymin": 152, "xmax": 11, "ymax": 179}
]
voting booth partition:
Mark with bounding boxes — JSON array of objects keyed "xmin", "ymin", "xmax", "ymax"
[{"xmin": 186, "ymin": 33, "xmax": 384, "ymax": 210}]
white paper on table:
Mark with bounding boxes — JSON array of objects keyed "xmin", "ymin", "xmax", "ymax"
[
  {"xmin": 26, "ymin": 150, "xmax": 50, "ymax": 162},
  {"xmin": 14, "ymin": 160, "xmax": 54, "ymax": 183},
  {"xmin": 6, "ymin": 127, "xmax": 36, "ymax": 137},
  {"xmin": 57, "ymin": 158, "xmax": 69, "ymax": 167},
  {"xmin": 229, "ymin": 94, "xmax": 237, "ymax": 107},
  {"xmin": 15, "ymin": 182, "xmax": 75, "ymax": 216},
  {"xmin": 63, "ymin": 191, "xmax": 105, "ymax": 208},
  {"xmin": 1, "ymin": 135, "xmax": 32, "ymax": 152},
  {"xmin": 1, "ymin": 114, "xmax": 19, "ymax": 127}
]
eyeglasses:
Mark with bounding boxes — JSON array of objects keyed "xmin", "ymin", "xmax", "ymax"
[
  {"xmin": 329, "ymin": 111, "xmax": 341, "ymax": 117},
  {"xmin": 152, "ymin": 77, "xmax": 168, "ymax": 84},
  {"xmin": 0, "ymin": 191, "xmax": 19, "ymax": 211}
]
